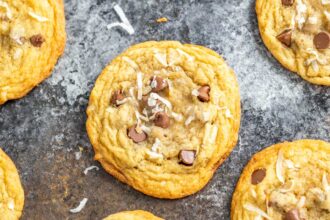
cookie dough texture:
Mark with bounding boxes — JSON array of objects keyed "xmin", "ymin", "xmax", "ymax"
[
  {"xmin": 256, "ymin": 0, "xmax": 330, "ymax": 85},
  {"xmin": 0, "ymin": 0, "xmax": 66, "ymax": 104},
  {"xmin": 231, "ymin": 139, "xmax": 330, "ymax": 220},
  {"xmin": 86, "ymin": 41, "xmax": 241, "ymax": 199},
  {"xmin": 0, "ymin": 148, "xmax": 24, "ymax": 220},
  {"xmin": 103, "ymin": 210, "xmax": 163, "ymax": 220}
]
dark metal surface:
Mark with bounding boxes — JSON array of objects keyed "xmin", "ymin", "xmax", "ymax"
[{"xmin": 0, "ymin": 0, "xmax": 329, "ymax": 219}]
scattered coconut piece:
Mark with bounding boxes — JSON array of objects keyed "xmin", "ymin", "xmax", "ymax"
[
  {"xmin": 154, "ymin": 52, "xmax": 168, "ymax": 66},
  {"xmin": 83, "ymin": 166, "xmax": 99, "ymax": 175},
  {"xmin": 185, "ymin": 115, "xmax": 195, "ymax": 126},
  {"xmin": 146, "ymin": 150, "xmax": 163, "ymax": 159},
  {"xmin": 69, "ymin": 198, "xmax": 88, "ymax": 213},
  {"xmin": 324, "ymin": 11, "xmax": 330, "ymax": 21},
  {"xmin": 151, "ymin": 138, "xmax": 161, "ymax": 152},
  {"xmin": 323, "ymin": 172, "xmax": 330, "ymax": 192},
  {"xmin": 278, "ymin": 180, "xmax": 294, "ymax": 193},
  {"xmin": 107, "ymin": 4, "xmax": 134, "ymax": 35},
  {"xmin": 7, "ymin": 199, "xmax": 14, "ymax": 210},
  {"xmin": 322, "ymin": 0, "xmax": 330, "ymax": 5},
  {"xmin": 136, "ymin": 72, "xmax": 143, "ymax": 100},
  {"xmin": 0, "ymin": 1, "xmax": 12, "ymax": 20},
  {"xmin": 191, "ymin": 89, "xmax": 199, "ymax": 97},
  {"xmin": 13, "ymin": 48, "xmax": 23, "ymax": 60},
  {"xmin": 171, "ymin": 112, "xmax": 183, "ymax": 121},
  {"xmin": 123, "ymin": 56, "xmax": 139, "ymax": 69},
  {"xmin": 116, "ymin": 97, "xmax": 130, "ymax": 105},
  {"xmin": 176, "ymin": 49, "xmax": 194, "ymax": 61},
  {"xmin": 156, "ymin": 17, "xmax": 168, "ymax": 23},
  {"xmin": 296, "ymin": 0, "xmax": 307, "ymax": 29},
  {"xmin": 276, "ymin": 150, "xmax": 285, "ymax": 184},
  {"xmin": 28, "ymin": 11, "xmax": 48, "ymax": 22},
  {"xmin": 75, "ymin": 151, "xmax": 82, "ymax": 160},
  {"xmin": 251, "ymin": 188, "xmax": 257, "ymax": 198},
  {"xmin": 149, "ymin": 93, "xmax": 172, "ymax": 109},
  {"xmin": 140, "ymin": 125, "xmax": 151, "ymax": 134},
  {"xmin": 10, "ymin": 26, "xmax": 25, "ymax": 45},
  {"xmin": 202, "ymin": 111, "xmax": 211, "ymax": 122},
  {"xmin": 243, "ymin": 203, "xmax": 271, "ymax": 220},
  {"xmin": 203, "ymin": 123, "xmax": 218, "ymax": 145}
]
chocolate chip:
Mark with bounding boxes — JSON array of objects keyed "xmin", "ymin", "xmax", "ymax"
[
  {"xmin": 29, "ymin": 34, "xmax": 45, "ymax": 47},
  {"xmin": 197, "ymin": 85, "xmax": 210, "ymax": 102},
  {"xmin": 285, "ymin": 209, "xmax": 301, "ymax": 220},
  {"xmin": 127, "ymin": 125, "xmax": 147, "ymax": 143},
  {"xmin": 314, "ymin": 32, "xmax": 330, "ymax": 49},
  {"xmin": 277, "ymin": 29, "xmax": 292, "ymax": 47},
  {"xmin": 282, "ymin": 0, "xmax": 294, "ymax": 6},
  {"xmin": 154, "ymin": 112, "xmax": 170, "ymax": 128},
  {"xmin": 251, "ymin": 168, "xmax": 266, "ymax": 185},
  {"xmin": 111, "ymin": 90, "xmax": 125, "ymax": 106},
  {"xmin": 150, "ymin": 76, "xmax": 168, "ymax": 92},
  {"xmin": 179, "ymin": 150, "xmax": 196, "ymax": 166}
]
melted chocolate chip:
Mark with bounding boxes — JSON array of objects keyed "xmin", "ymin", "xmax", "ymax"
[
  {"xmin": 127, "ymin": 125, "xmax": 147, "ymax": 143},
  {"xmin": 285, "ymin": 209, "xmax": 301, "ymax": 220},
  {"xmin": 282, "ymin": 0, "xmax": 294, "ymax": 6},
  {"xmin": 179, "ymin": 150, "xmax": 196, "ymax": 166},
  {"xmin": 197, "ymin": 85, "xmax": 210, "ymax": 102},
  {"xmin": 277, "ymin": 29, "xmax": 292, "ymax": 47},
  {"xmin": 251, "ymin": 168, "xmax": 266, "ymax": 185},
  {"xmin": 150, "ymin": 76, "xmax": 168, "ymax": 92},
  {"xmin": 111, "ymin": 90, "xmax": 125, "ymax": 106},
  {"xmin": 314, "ymin": 32, "xmax": 330, "ymax": 49},
  {"xmin": 154, "ymin": 112, "xmax": 170, "ymax": 128},
  {"xmin": 30, "ymin": 34, "xmax": 45, "ymax": 47}
]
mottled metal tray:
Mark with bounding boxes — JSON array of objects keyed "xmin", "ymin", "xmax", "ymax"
[{"xmin": 0, "ymin": 0, "xmax": 329, "ymax": 219}]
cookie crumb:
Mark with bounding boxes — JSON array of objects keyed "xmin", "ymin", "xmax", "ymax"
[{"xmin": 156, "ymin": 17, "xmax": 168, "ymax": 23}]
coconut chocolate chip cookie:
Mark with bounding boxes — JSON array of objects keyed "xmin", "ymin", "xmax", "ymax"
[
  {"xmin": 231, "ymin": 139, "xmax": 330, "ymax": 220},
  {"xmin": 256, "ymin": 0, "xmax": 330, "ymax": 85},
  {"xmin": 86, "ymin": 41, "xmax": 241, "ymax": 199},
  {"xmin": 0, "ymin": 148, "xmax": 24, "ymax": 220},
  {"xmin": 103, "ymin": 210, "xmax": 163, "ymax": 220},
  {"xmin": 0, "ymin": 0, "xmax": 66, "ymax": 104}
]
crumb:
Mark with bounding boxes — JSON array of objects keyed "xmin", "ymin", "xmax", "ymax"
[{"xmin": 156, "ymin": 17, "xmax": 168, "ymax": 23}]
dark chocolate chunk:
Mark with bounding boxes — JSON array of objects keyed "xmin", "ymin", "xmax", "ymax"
[
  {"xmin": 285, "ymin": 209, "xmax": 301, "ymax": 220},
  {"xmin": 197, "ymin": 85, "xmax": 210, "ymax": 102},
  {"xmin": 154, "ymin": 112, "xmax": 170, "ymax": 128},
  {"xmin": 277, "ymin": 29, "xmax": 292, "ymax": 47},
  {"xmin": 314, "ymin": 32, "xmax": 330, "ymax": 49},
  {"xmin": 30, "ymin": 34, "xmax": 45, "ymax": 47},
  {"xmin": 150, "ymin": 76, "xmax": 168, "ymax": 92},
  {"xmin": 179, "ymin": 150, "xmax": 196, "ymax": 166},
  {"xmin": 251, "ymin": 168, "xmax": 266, "ymax": 185},
  {"xmin": 127, "ymin": 125, "xmax": 147, "ymax": 143},
  {"xmin": 111, "ymin": 90, "xmax": 125, "ymax": 106},
  {"xmin": 282, "ymin": 0, "xmax": 294, "ymax": 6}
]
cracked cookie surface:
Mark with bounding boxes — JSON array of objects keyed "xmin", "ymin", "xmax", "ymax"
[
  {"xmin": 0, "ymin": 0, "xmax": 66, "ymax": 104},
  {"xmin": 231, "ymin": 139, "xmax": 330, "ymax": 220},
  {"xmin": 86, "ymin": 41, "xmax": 241, "ymax": 199},
  {"xmin": 0, "ymin": 148, "xmax": 24, "ymax": 220},
  {"xmin": 256, "ymin": 0, "xmax": 330, "ymax": 85},
  {"xmin": 103, "ymin": 210, "xmax": 163, "ymax": 220}
]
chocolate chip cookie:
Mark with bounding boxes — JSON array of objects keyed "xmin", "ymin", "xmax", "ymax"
[
  {"xmin": 0, "ymin": 0, "xmax": 66, "ymax": 104},
  {"xmin": 86, "ymin": 41, "xmax": 241, "ymax": 199},
  {"xmin": 231, "ymin": 139, "xmax": 330, "ymax": 220},
  {"xmin": 256, "ymin": 0, "xmax": 330, "ymax": 85},
  {"xmin": 103, "ymin": 210, "xmax": 163, "ymax": 220},
  {"xmin": 0, "ymin": 148, "xmax": 24, "ymax": 219}
]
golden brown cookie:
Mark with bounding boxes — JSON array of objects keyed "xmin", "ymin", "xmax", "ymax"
[
  {"xmin": 0, "ymin": 0, "xmax": 66, "ymax": 104},
  {"xmin": 0, "ymin": 148, "xmax": 25, "ymax": 219},
  {"xmin": 256, "ymin": 0, "xmax": 330, "ymax": 86},
  {"xmin": 103, "ymin": 210, "xmax": 163, "ymax": 220},
  {"xmin": 231, "ymin": 139, "xmax": 330, "ymax": 220},
  {"xmin": 86, "ymin": 41, "xmax": 241, "ymax": 199}
]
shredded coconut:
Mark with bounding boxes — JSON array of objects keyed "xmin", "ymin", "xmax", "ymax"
[
  {"xmin": 307, "ymin": 16, "xmax": 318, "ymax": 24},
  {"xmin": 191, "ymin": 89, "xmax": 199, "ymax": 97},
  {"xmin": 243, "ymin": 203, "xmax": 271, "ymax": 220},
  {"xmin": 140, "ymin": 125, "xmax": 151, "ymax": 134},
  {"xmin": 146, "ymin": 150, "xmax": 163, "ymax": 159},
  {"xmin": 135, "ymin": 110, "xmax": 149, "ymax": 122},
  {"xmin": 296, "ymin": 0, "xmax": 307, "ymax": 29},
  {"xmin": 297, "ymin": 196, "xmax": 306, "ymax": 208},
  {"xmin": 149, "ymin": 93, "xmax": 172, "ymax": 109},
  {"xmin": 75, "ymin": 151, "xmax": 82, "ymax": 160},
  {"xmin": 225, "ymin": 109, "xmax": 232, "ymax": 118},
  {"xmin": 7, "ymin": 199, "xmax": 14, "ymax": 210},
  {"xmin": 151, "ymin": 138, "xmax": 161, "ymax": 152},
  {"xmin": 83, "ymin": 166, "xmax": 99, "ymax": 175},
  {"xmin": 116, "ymin": 97, "xmax": 130, "ymax": 105},
  {"xmin": 69, "ymin": 198, "xmax": 88, "ymax": 213},
  {"xmin": 203, "ymin": 123, "xmax": 218, "ymax": 145},
  {"xmin": 171, "ymin": 112, "xmax": 183, "ymax": 121},
  {"xmin": 185, "ymin": 115, "xmax": 195, "ymax": 126},
  {"xmin": 278, "ymin": 180, "xmax": 294, "ymax": 193},
  {"xmin": 276, "ymin": 150, "xmax": 285, "ymax": 184},
  {"xmin": 322, "ymin": 0, "xmax": 330, "ymax": 5},
  {"xmin": 251, "ymin": 189, "xmax": 257, "ymax": 198},
  {"xmin": 123, "ymin": 56, "xmax": 139, "ymax": 69},
  {"xmin": 0, "ymin": 1, "xmax": 12, "ymax": 20},
  {"xmin": 154, "ymin": 52, "xmax": 168, "ymax": 66},
  {"xmin": 150, "ymin": 77, "xmax": 157, "ymax": 89},
  {"xmin": 202, "ymin": 111, "xmax": 211, "ymax": 122},
  {"xmin": 324, "ymin": 11, "xmax": 330, "ymax": 21},
  {"xmin": 176, "ymin": 49, "xmax": 194, "ymax": 61},
  {"xmin": 10, "ymin": 26, "xmax": 25, "ymax": 45},
  {"xmin": 107, "ymin": 4, "xmax": 134, "ymax": 35},
  {"xmin": 136, "ymin": 72, "xmax": 143, "ymax": 100},
  {"xmin": 13, "ymin": 48, "xmax": 23, "ymax": 60},
  {"xmin": 28, "ymin": 11, "xmax": 48, "ymax": 22}
]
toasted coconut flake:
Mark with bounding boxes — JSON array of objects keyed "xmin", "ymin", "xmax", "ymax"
[
  {"xmin": 13, "ymin": 48, "xmax": 23, "ymax": 60},
  {"xmin": 171, "ymin": 112, "xmax": 183, "ymax": 121},
  {"xmin": 185, "ymin": 115, "xmax": 195, "ymax": 126},
  {"xmin": 225, "ymin": 109, "xmax": 232, "ymax": 118},
  {"xmin": 254, "ymin": 215, "xmax": 263, "ymax": 220},
  {"xmin": 151, "ymin": 138, "xmax": 161, "ymax": 152},
  {"xmin": 135, "ymin": 110, "xmax": 149, "ymax": 122},
  {"xmin": 7, "ymin": 199, "xmax": 14, "ymax": 210},
  {"xmin": 0, "ymin": 1, "xmax": 12, "ymax": 20},
  {"xmin": 209, "ymin": 125, "xmax": 218, "ymax": 144},
  {"xmin": 136, "ymin": 72, "xmax": 143, "ymax": 100},
  {"xmin": 176, "ymin": 49, "xmax": 194, "ymax": 61},
  {"xmin": 307, "ymin": 16, "xmax": 318, "ymax": 24},
  {"xmin": 278, "ymin": 180, "xmax": 294, "ymax": 193},
  {"xmin": 150, "ymin": 93, "xmax": 172, "ymax": 109},
  {"xmin": 123, "ymin": 56, "xmax": 139, "ymax": 69},
  {"xmin": 311, "ymin": 60, "xmax": 319, "ymax": 72},
  {"xmin": 10, "ymin": 26, "xmax": 25, "ymax": 45},
  {"xmin": 140, "ymin": 125, "xmax": 151, "ymax": 134},
  {"xmin": 75, "ymin": 151, "xmax": 82, "ymax": 160},
  {"xmin": 285, "ymin": 159, "xmax": 295, "ymax": 169},
  {"xmin": 192, "ymin": 89, "xmax": 199, "ymax": 97},
  {"xmin": 154, "ymin": 52, "xmax": 168, "ymax": 66},
  {"xmin": 146, "ymin": 150, "xmax": 163, "ymax": 159},
  {"xmin": 243, "ymin": 203, "xmax": 271, "ymax": 220},
  {"xmin": 276, "ymin": 150, "xmax": 285, "ymax": 184},
  {"xmin": 296, "ymin": 0, "xmax": 307, "ymax": 29},
  {"xmin": 251, "ymin": 188, "xmax": 257, "ymax": 198},
  {"xmin": 202, "ymin": 111, "xmax": 211, "ymax": 122},
  {"xmin": 28, "ymin": 11, "xmax": 48, "ymax": 22},
  {"xmin": 322, "ymin": 0, "xmax": 330, "ymax": 5},
  {"xmin": 83, "ymin": 166, "xmax": 99, "ymax": 175},
  {"xmin": 323, "ymin": 173, "xmax": 330, "ymax": 192},
  {"xmin": 297, "ymin": 196, "xmax": 306, "ymax": 208},
  {"xmin": 116, "ymin": 97, "xmax": 130, "ymax": 105},
  {"xmin": 70, "ymin": 198, "xmax": 88, "ymax": 213},
  {"xmin": 107, "ymin": 4, "xmax": 134, "ymax": 35},
  {"xmin": 324, "ymin": 11, "xmax": 330, "ymax": 21}
]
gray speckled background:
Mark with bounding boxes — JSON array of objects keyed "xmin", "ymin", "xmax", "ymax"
[{"xmin": 0, "ymin": 0, "xmax": 329, "ymax": 219}]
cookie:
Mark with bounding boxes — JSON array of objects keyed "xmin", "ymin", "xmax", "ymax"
[
  {"xmin": 103, "ymin": 210, "xmax": 163, "ymax": 220},
  {"xmin": 86, "ymin": 41, "xmax": 241, "ymax": 199},
  {"xmin": 231, "ymin": 139, "xmax": 330, "ymax": 220},
  {"xmin": 0, "ymin": 148, "xmax": 25, "ymax": 219},
  {"xmin": 256, "ymin": 0, "xmax": 330, "ymax": 86},
  {"xmin": 0, "ymin": 0, "xmax": 66, "ymax": 104}
]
